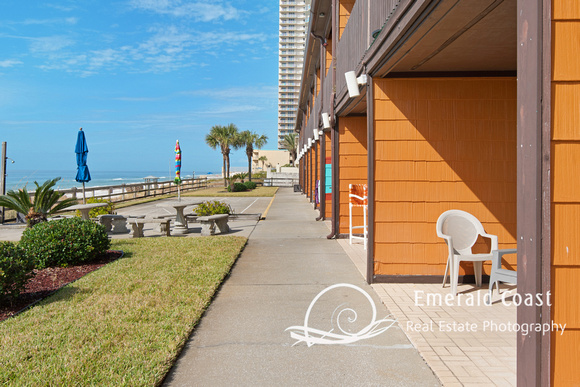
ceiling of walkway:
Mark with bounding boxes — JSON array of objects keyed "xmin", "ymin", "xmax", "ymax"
[{"xmin": 378, "ymin": 0, "xmax": 517, "ymax": 75}]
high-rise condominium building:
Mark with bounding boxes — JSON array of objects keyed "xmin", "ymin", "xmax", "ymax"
[{"xmin": 278, "ymin": 0, "xmax": 311, "ymax": 149}]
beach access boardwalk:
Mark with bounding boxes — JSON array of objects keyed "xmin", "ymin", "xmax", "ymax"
[{"xmin": 163, "ymin": 188, "xmax": 440, "ymax": 386}]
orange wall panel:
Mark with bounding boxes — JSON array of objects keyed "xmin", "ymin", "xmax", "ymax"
[
  {"xmin": 325, "ymin": 132, "xmax": 332, "ymax": 219},
  {"xmin": 552, "ymin": 8, "xmax": 580, "ymax": 384},
  {"xmin": 339, "ymin": 0, "xmax": 356, "ymax": 39},
  {"xmin": 552, "ymin": 268, "xmax": 580, "ymax": 328},
  {"xmin": 553, "ymin": 0, "xmax": 580, "ymax": 19},
  {"xmin": 553, "ymin": 204, "xmax": 580, "ymax": 266},
  {"xmin": 552, "ymin": 143, "xmax": 580, "ymax": 202},
  {"xmin": 552, "ymin": 22, "xmax": 580, "ymax": 81},
  {"xmin": 552, "ymin": 83, "xmax": 580, "ymax": 140},
  {"xmin": 552, "ymin": 331, "xmax": 580, "ymax": 386},
  {"xmin": 373, "ymin": 77, "xmax": 517, "ymax": 276},
  {"xmin": 338, "ymin": 116, "xmax": 367, "ymax": 235}
]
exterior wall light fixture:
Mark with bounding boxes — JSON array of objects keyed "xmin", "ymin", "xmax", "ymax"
[
  {"xmin": 313, "ymin": 127, "xmax": 320, "ymax": 141},
  {"xmin": 321, "ymin": 112, "xmax": 331, "ymax": 129},
  {"xmin": 345, "ymin": 71, "xmax": 367, "ymax": 98}
]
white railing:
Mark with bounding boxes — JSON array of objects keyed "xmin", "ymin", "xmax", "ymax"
[{"xmin": 59, "ymin": 177, "xmax": 209, "ymax": 203}]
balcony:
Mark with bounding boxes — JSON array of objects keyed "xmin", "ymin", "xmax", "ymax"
[{"xmin": 336, "ymin": 0, "xmax": 401, "ymax": 96}]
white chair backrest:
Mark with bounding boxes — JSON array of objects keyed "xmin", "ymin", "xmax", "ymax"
[{"xmin": 436, "ymin": 210, "xmax": 486, "ymax": 255}]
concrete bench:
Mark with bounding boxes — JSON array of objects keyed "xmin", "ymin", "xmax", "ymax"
[
  {"xmin": 185, "ymin": 214, "xmax": 199, "ymax": 222},
  {"xmin": 153, "ymin": 215, "xmax": 174, "ymax": 233},
  {"xmin": 98, "ymin": 214, "xmax": 129, "ymax": 234},
  {"xmin": 130, "ymin": 218, "xmax": 171, "ymax": 238},
  {"xmin": 198, "ymin": 214, "xmax": 230, "ymax": 236}
]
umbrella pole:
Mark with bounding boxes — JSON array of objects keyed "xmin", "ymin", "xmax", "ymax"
[
  {"xmin": 82, "ymin": 182, "xmax": 86, "ymax": 204},
  {"xmin": 178, "ymin": 185, "xmax": 181, "ymax": 201}
]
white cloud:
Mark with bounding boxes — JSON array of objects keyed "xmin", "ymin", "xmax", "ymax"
[
  {"xmin": 129, "ymin": 0, "xmax": 244, "ymax": 22},
  {"xmin": 185, "ymin": 86, "xmax": 276, "ymax": 100},
  {"xmin": 88, "ymin": 48, "xmax": 126, "ymax": 69},
  {"xmin": 30, "ymin": 36, "xmax": 74, "ymax": 53},
  {"xmin": 6, "ymin": 17, "xmax": 79, "ymax": 26},
  {"xmin": 0, "ymin": 59, "xmax": 23, "ymax": 68},
  {"xmin": 199, "ymin": 104, "xmax": 262, "ymax": 115}
]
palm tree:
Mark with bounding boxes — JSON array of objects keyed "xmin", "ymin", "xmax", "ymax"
[
  {"xmin": 0, "ymin": 178, "xmax": 77, "ymax": 227},
  {"xmin": 205, "ymin": 123, "xmax": 240, "ymax": 187},
  {"xmin": 258, "ymin": 155, "xmax": 268, "ymax": 171},
  {"xmin": 239, "ymin": 130, "xmax": 268, "ymax": 181},
  {"xmin": 281, "ymin": 133, "xmax": 297, "ymax": 166}
]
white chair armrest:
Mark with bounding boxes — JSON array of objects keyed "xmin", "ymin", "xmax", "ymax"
[
  {"xmin": 492, "ymin": 249, "xmax": 517, "ymax": 270},
  {"xmin": 481, "ymin": 233, "xmax": 499, "ymax": 251},
  {"xmin": 441, "ymin": 235, "xmax": 454, "ymax": 257}
]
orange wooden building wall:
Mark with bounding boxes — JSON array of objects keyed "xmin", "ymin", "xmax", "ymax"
[
  {"xmin": 314, "ymin": 141, "xmax": 320, "ymax": 205},
  {"xmin": 550, "ymin": 1, "xmax": 580, "ymax": 384},
  {"xmin": 325, "ymin": 131, "xmax": 332, "ymax": 219},
  {"xmin": 339, "ymin": 0, "xmax": 356, "ymax": 39},
  {"xmin": 338, "ymin": 116, "xmax": 368, "ymax": 235},
  {"xmin": 373, "ymin": 78, "xmax": 517, "ymax": 275}
]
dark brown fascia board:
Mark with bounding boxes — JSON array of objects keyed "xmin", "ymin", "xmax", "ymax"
[
  {"xmin": 384, "ymin": 71, "xmax": 517, "ymax": 78},
  {"xmin": 333, "ymin": 0, "xmax": 435, "ymax": 113},
  {"xmin": 364, "ymin": 0, "xmax": 444, "ymax": 77},
  {"xmin": 294, "ymin": 0, "xmax": 332, "ymax": 133},
  {"xmin": 334, "ymin": 84, "xmax": 366, "ymax": 116}
]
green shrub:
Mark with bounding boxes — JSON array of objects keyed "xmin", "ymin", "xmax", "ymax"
[
  {"xmin": 76, "ymin": 198, "xmax": 114, "ymax": 219},
  {"xmin": 227, "ymin": 182, "xmax": 247, "ymax": 192},
  {"xmin": 20, "ymin": 217, "xmax": 111, "ymax": 269},
  {"xmin": 244, "ymin": 181, "xmax": 257, "ymax": 190},
  {"xmin": 0, "ymin": 242, "xmax": 36, "ymax": 301},
  {"xmin": 194, "ymin": 200, "xmax": 233, "ymax": 216}
]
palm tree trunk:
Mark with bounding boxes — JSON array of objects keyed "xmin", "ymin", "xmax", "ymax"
[
  {"xmin": 226, "ymin": 156, "xmax": 231, "ymax": 180},
  {"xmin": 222, "ymin": 154, "xmax": 227, "ymax": 187},
  {"xmin": 247, "ymin": 155, "xmax": 252, "ymax": 182}
]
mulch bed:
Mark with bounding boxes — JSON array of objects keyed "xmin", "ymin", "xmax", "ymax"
[{"xmin": 0, "ymin": 250, "xmax": 123, "ymax": 323}]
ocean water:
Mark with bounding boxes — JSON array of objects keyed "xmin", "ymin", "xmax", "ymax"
[{"xmin": 2, "ymin": 169, "xmax": 212, "ymax": 191}]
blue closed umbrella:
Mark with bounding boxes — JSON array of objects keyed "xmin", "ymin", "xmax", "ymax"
[{"xmin": 75, "ymin": 128, "xmax": 91, "ymax": 203}]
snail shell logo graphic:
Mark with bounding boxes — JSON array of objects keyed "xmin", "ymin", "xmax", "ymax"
[{"xmin": 285, "ymin": 283, "xmax": 397, "ymax": 347}]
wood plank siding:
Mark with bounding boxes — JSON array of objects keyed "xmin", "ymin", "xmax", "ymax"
[
  {"xmin": 315, "ymin": 141, "xmax": 320, "ymax": 204},
  {"xmin": 325, "ymin": 131, "xmax": 332, "ymax": 219},
  {"xmin": 373, "ymin": 78, "xmax": 517, "ymax": 276},
  {"xmin": 551, "ymin": 0, "xmax": 580, "ymax": 383},
  {"xmin": 338, "ymin": 116, "xmax": 368, "ymax": 234}
]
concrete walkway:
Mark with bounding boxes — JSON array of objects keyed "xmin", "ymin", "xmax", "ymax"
[{"xmin": 163, "ymin": 188, "xmax": 440, "ymax": 386}]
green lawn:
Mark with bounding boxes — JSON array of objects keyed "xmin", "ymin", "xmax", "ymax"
[{"xmin": 0, "ymin": 236, "xmax": 247, "ymax": 386}]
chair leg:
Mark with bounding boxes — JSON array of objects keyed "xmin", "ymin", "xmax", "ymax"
[
  {"xmin": 451, "ymin": 257, "xmax": 460, "ymax": 296},
  {"xmin": 363, "ymin": 205, "xmax": 367, "ymax": 250},
  {"xmin": 442, "ymin": 256, "xmax": 450, "ymax": 287},
  {"xmin": 474, "ymin": 261, "xmax": 483, "ymax": 287},
  {"xmin": 349, "ymin": 203, "xmax": 353, "ymax": 245}
]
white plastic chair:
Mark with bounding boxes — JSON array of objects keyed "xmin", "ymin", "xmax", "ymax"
[
  {"xmin": 436, "ymin": 210, "xmax": 498, "ymax": 296},
  {"xmin": 349, "ymin": 184, "xmax": 368, "ymax": 250}
]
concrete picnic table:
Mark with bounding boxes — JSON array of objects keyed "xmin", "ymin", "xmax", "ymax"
[
  {"xmin": 68, "ymin": 202, "xmax": 109, "ymax": 220},
  {"xmin": 156, "ymin": 199, "xmax": 202, "ymax": 235}
]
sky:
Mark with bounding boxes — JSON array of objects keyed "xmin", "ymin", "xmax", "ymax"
[{"xmin": 0, "ymin": 0, "xmax": 280, "ymax": 176}]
